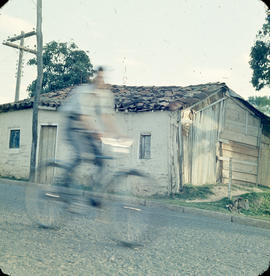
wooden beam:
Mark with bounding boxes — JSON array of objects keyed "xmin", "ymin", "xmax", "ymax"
[
  {"xmin": 222, "ymin": 143, "xmax": 258, "ymax": 158},
  {"xmin": 7, "ymin": 31, "xmax": 36, "ymax": 42},
  {"xmin": 222, "ymin": 149, "xmax": 258, "ymax": 163},
  {"xmin": 222, "ymin": 178, "xmax": 256, "ymax": 186},
  {"xmin": 194, "ymin": 97, "xmax": 226, "ymax": 114},
  {"xmin": 218, "ymin": 156, "xmax": 257, "ymax": 166},
  {"xmin": 223, "ymin": 160, "xmax": 257, "ymax": 175},
  {"xmin": 2, "ymin": 41, "xmax": 37, "ymax": 55},
  {"xmin": 223, "ymin": 169, "xmax": 257, "ymax": 183},
  {"xmin": 220, "ymin": 130, "xmax": 258, "ymax": 146}
]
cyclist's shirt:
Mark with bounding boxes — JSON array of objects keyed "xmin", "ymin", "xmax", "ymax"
[{"xmin": 60, "ymin": 83, "xmax": 115, "ymax": 132}]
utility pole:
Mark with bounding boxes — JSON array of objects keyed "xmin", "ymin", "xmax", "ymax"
[
  {"xmin": 3, "ymin": 30, "xmax": 37, "ymax": 102},
  {"xmin": 29, "ymin": 0, "xmax": 43, "ymax": 181}
]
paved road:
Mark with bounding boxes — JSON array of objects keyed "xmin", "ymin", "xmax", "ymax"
[{"xmin": 0, "ymin": 180, "xmax": 270, "ymax": 276}]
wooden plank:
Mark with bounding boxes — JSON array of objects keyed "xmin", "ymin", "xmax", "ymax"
[
  {"xmin": 223, "ymin": 160, "xmax": 257, "ymax": 175},
  {"xmin": 222, "ymin": 140, "xmax": 258, "ymax": 151},
  {"xmin": 229, "ymin": 97, "xmax": 258, "ymax": 120},
  {"xmin": 248, "ymin": 113, "xmax": 260, "ymax": 127},
  {"xmin": 245, "ymin": 125, "xmax": 259, "ymax": 138},
  {"xmin": 261, "ymin": 134, "xmax": 270, "ymax": 144},
  {"xmin": 38, "ymin": 126, "xmax": 57, "ymax": 184},
  {"xmin": 258, "ymin": 142, "xmax": 270, "ymax": 187},
  {"xmin": 225, "ymin": 120, "xmax": 259, "ymax": 137},
  {"xmin": 222, "ymin": 177, "xmax": 257, "ymax": 186},
  {"xmin": 222, "ymin": 169, "xmax": 257, "ymax": 183},
  {"xmin": 222, "ymin": 143, "xmax": 258, "ymax": 158},
  {"xmin": 220, "ymin": 130, "xmax": 258, "ymax": 146},
  {"xmin": 222, "ymin": 149, "xmax": 258, "ymax": 163},
  {"xmin": 225, "ymin": 106, "xmax": 246, "ymax": 121},
  {"xmin": 224, "ymin": 121, "xmax": 245, "ymax": 135},
  {"xmin": 219, "ymin": 156, "xmax": 257, "ymax": 166},
  {"xmin": 225, "ymin": 99, "xmax": 246, "ymax": 124},
  {"xmin": 194, "ymin": 98, "xmax": 226, "ymax": 114}
]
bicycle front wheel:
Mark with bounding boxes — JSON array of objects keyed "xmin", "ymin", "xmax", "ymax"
[
  {"xmin": 102, "ymin": 170, "xmax": 156, "ymax": 247},
  {"xmin": 25, "ymin": 162, "xmax": 69, "ymax": 229}
]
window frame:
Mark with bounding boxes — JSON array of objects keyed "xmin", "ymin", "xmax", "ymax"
[
  {"xmin": 139, "ymin": 132, "xmax": 151, "ymax": 159},
  {"xmin": 9, "ymin": 128, "xmax": 21, "ymax": 149}
]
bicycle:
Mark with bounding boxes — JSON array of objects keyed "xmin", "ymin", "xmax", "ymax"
[{"xmin": 25, "ymin": 136, "xmax": 157, "ymax": 247}]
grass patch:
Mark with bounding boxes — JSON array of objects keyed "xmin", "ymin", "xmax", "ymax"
[
  {"xmin": 175, "ymin": 185, "xmax": 215, "ymax": 200},
  {"xmin": 236, "ymin": 192, "xmax": 270, "ymax": 218},
  {"xmin": 257, "ymin": 184, "xmax": 270, "ymax": 192},
  {"xmin": 151, "ymin": 185, "xmax": 270, "ymax": 221},
  {"xmin": 152, "ymin": 184, "xmax": 215, "ymax": 201},
  {"xmin": 153, "ymin": 197, "xmax": 232, "ymax": 214},
  {"xmin": 196, "ymin": 192, "xmax": 270, "ymax": 220}
]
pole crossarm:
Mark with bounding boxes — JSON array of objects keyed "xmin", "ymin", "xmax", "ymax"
[
  {"xmin": 3, "ymin": 30, "xmax": 37, "ymax": 102},
  {"xmin": 7, "ymin": 31, "xmax": 36, "ymax": 42},
  {"xmin": 2, "ymin": 41, "xmax": 37, "ymax": 55}
]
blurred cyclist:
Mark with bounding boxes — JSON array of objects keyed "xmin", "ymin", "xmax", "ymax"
[{"xmin": 60, "ymin": 66, "xmax": 123, "ymax": 192}]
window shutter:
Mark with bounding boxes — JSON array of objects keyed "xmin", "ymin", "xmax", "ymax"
[
  {"xmin": 139, "ymin": 133, "xmax": 151, "ymax": 159},
  {"xmin": 144, "ymin": 135, "xmax": 151, "ymax": 159}
]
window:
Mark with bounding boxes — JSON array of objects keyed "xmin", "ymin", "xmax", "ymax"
[
  {"xmin": 139, "ymin": 133, "xmax": 151, "ymax": 159},
  {"xmin": 9, "ymin": 129, "xmax": 20, "ymax": 149}
]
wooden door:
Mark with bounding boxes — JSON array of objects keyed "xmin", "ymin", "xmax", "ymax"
[{"xmin": 37, "ymin": 125, "xmax": 57, "ymax": 183}]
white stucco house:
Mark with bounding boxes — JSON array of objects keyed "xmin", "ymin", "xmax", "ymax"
[{"xmin": 0, "ymin": 82, "xmax": 270, "ymax": 194}]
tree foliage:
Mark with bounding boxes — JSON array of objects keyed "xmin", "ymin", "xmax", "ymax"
[
  {"xmin": 249, "ymin": 14, "xmax": 270, "ymax": 91},
  {"xmin": 248, "ymin": 96, "xmax": 270, "ymax": 116},
  {"xmin": 27, "ymin": 41, "xmax": 94, "ymax": 96}
]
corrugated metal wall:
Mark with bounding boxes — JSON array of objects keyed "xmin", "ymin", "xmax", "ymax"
[{"xmin": 189, "ymin": 101, "xmax": 224, "ymax": 185}]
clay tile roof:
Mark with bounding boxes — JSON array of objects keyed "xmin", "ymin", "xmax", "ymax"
[
  {"xmin": 111, "ymin": 82, "xmax": 228, "ymax": 112},
  {"xmin": 0, "ymin": 82, "xmax": 229, "ymax": 113}
]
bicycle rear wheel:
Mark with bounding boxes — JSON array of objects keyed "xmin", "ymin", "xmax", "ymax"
[
  {"xmin": 25, "ymin": 162, "xmax": 69, "ymax": 229},
  {"xmin": 102, "ymin": 170, "xmax": 157, "ymax": 247}
]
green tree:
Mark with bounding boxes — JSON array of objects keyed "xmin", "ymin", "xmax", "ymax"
[
  {"xmin": 27, "ymin": 41, "xmax": 94, "ymax": 96},
  {"xmin": 249, "ymin": 14, "xmax": 270, "ymax": 91},
  {"xmin": 248, "ymin": 96, "xmax": 270, "ymax": 116}
]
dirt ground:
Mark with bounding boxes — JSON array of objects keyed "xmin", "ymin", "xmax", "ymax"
[{"xmin": 188, "ymin": 184, "xmax": 264, "ymax": 203}]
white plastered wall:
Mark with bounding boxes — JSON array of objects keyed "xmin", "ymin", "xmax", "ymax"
[
  {"xmin": 0, "ymin": 108, "xmax": 171, "ymax": 194},
  {"xmin": 0, "ymin": 109, "xmax": 33, "ymax": 179}
]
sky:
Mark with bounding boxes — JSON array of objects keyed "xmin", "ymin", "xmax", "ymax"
[{"xmin": 0, "ymin": 0, "xmax": 269, "ymax": 104}]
